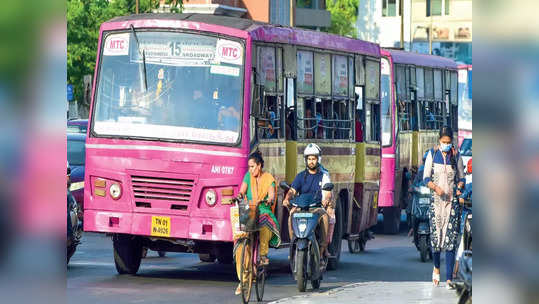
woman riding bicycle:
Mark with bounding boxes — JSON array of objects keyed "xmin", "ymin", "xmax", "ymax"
[{"xmin": 234, "ymin": 151, "xmax": 281, "ymax": 295}]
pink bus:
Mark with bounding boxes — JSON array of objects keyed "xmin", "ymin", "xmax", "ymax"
[
  {"xmin": 84, "ymin": 14, "xmax": 382, "ymax": 274},
  {"xmin": 457, "ymin": 64, "xmax": 472, "ymax": 146},
  {"xmin": 378, "ymin": 49, "xmax": 459, "ymax": 234}
]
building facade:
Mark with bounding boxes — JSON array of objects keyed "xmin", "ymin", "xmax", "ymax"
[
  {"xmin": 410, "ymin": 0, "xmax": 472, "ymax": 64},
  {"xmin": 357, "ymin": 0, "xmax": 412, "ymax": 50},
  {"xmin": 181, "ymin": 0, "xmax": 330, "ymax": 29}
]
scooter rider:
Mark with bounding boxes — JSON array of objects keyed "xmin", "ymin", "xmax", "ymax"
[{"xmin": 283, "ymin": 143, "xmax": 332, "ymax": 263}]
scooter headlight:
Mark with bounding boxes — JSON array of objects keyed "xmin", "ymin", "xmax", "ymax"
[
  {"xmin": 298, "ymin": 219, "xmax": 307, "ymax": 234},
  {"xmin": 420, "ymin": 187, "xmax": 431, "ymax": 195}
]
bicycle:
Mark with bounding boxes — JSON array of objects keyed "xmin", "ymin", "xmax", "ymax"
[{"xmin": 234, "ymin": 197, "xmax": 266, "ymax": 304}]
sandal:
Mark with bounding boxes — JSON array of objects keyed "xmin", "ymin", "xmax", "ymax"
[
  {"xmin": 235, "ymin": 283, "xmax": 241, "ymax": 295},
  {"xmin": 432, "ymin": 269, "xmax": 440, "ymax": 286}
]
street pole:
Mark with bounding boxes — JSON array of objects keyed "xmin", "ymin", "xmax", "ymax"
[
  {"xmin": 400, "ymin": 0, "xmax": 404, "ymax": 49},
  {"xmin": 289, "ymin": 0, "xmax": 294, "ymax": 27},
  {"xmin": 136, "ymin": 0, "xmax": 139, "ymax": 14},
  {"xmin": 429, "ymin": 16, "xmax": 433, "ymax": 54}
]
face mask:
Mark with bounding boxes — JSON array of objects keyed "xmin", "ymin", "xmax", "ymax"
[{"xmin": 440, "ymin": 142, "xmax": 452, "ymax": 152}]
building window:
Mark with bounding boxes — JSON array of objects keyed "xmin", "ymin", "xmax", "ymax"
[
  {"xmin": 427, "ymin": 0, "xmax": 450, "ymax": 16},
  {"xmin": 271, "ymin": 0, "xmax": 291, "ymax": 26},
  {"xmin": 382, "ymin": 0, "xmax": 398, "ymax": 17},
  {"xmin": 297, "ymin": 0, "xmax": 313, "ymax": 9}
]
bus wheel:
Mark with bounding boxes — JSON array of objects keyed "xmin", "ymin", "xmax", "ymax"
[
  {"xmin": 327, "ymin": 198, "xmax": 343, "ymax": 270},
  {"xmin": 383, "ymin": 207, "xmax": 401, "ymax": 234},
  {"xmin": 113, "ymin": 234, "xmax": 142, "ymax": 275}
]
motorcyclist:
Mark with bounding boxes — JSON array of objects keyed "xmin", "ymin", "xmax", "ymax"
[
  {"xmin": 283, "ymin": 143, "xmax": 332, "ymax": 264},
  {"xmin": 408, "ymin": 150, "xmax": 429, "ymax": 236}
]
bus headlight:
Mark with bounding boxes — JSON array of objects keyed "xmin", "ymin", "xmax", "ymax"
[
  {"xmin": 109, "ymin": 183, "xmax": 122, "ymax": 200},
  {"xmin": 205, "ymin": 189, "xmax": 217, "ymax": 206}
]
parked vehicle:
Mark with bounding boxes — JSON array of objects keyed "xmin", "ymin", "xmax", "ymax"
[
  {"xmin": 460, "ymin": 138, "xmax": 472, "ymax": 168},
  {"xmin": 411, "ymin": 186, "xmax": 432, "ymax": 262},
  {"xmin": 67, "ymin": 119, "xmax": 88, "ymax": 134},
  {"xmin": 281, "ymin": 181, "xmax": 334, "ymax": 292},
  {"xmin": 67, "ymin": 133, "xmax": 86, "ymax": 215},
  {"xmin": 67, "ymin": 164, "xmax": 82, "ymax": 264}
]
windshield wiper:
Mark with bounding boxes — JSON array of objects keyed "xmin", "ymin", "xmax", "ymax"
[{"xmin": 130, "ymin": 24, "xmax": 147, "ymax": 93}]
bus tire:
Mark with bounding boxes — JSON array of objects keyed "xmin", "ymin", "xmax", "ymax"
[
  {"xmin": 112, "ymin": 234, "xmax": 142, "ymax": 275},
  {"xmin": 383, "ymin": 207, "xmax": 401, "ymax": 234},
  {"xmin": 327, "ymin": 198, "xmax": 343, "ymax": 270}
]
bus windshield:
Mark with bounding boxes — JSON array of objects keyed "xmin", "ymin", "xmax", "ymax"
[{"xmin": 93, "ymin": 31, "xmax": 244, "ymax": 145}]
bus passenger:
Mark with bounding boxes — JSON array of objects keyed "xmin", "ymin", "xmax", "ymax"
[{"xmin": 234, "ymin": 151, "xmax": 281, "ymax": 295}]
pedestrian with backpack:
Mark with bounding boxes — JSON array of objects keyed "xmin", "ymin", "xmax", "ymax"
[{"xmin": 423, "ymin": 126, "xmax": 465, "ymax": 288}]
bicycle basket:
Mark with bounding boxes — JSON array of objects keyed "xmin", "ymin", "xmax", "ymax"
[{"xmin": 238, "ymin": 199, "xmax": 259, "ymax": 232}]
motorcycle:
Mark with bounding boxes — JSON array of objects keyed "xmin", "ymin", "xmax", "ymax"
[
  {"xmin": 453, "ymin": 199, "xmax": 472, "ymax": 303},
  {"xmin": 67, "ymin": 189, "xmax": 82, "ymax": 264},
  {"xmin": 280, "ymin": 181, "xmax": 334, "ymax": 292},
  {"xmin": 411, "ymin": 185, "xmax": 432, "ymax": 262}
]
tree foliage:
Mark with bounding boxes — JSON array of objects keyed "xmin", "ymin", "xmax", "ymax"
[
  {"xmin": 67, "ymin": 0, "xmax": 181, "ymax": 103},
  {"xmin": 324, "ymin": 0, "xmax": 358, "ymax": 38}
]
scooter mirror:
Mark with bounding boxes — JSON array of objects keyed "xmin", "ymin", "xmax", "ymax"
[
  {"xmin": 279, "ymin": 181, "xmax": 290, "ymax": 191},
  {"xmin": 322, "ymin": 183, "xmax": 334, "ymax": 191}
]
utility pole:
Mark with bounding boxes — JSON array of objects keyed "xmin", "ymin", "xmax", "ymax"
[
  {"xmin": 289, "ymin": 0, "xmax": 294, "ymax": 27},
  {"xmin": 136, "ymin": 0, "xmax": 139, "ymax": 14},
  {"xmin": 400, "ymin": 0, "xmax": 404, "ymax": 49}
]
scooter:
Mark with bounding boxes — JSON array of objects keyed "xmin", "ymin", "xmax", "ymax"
[
  {"xmin": 280, "ymin": 182, "xmax": 334, "ymax": 292},
  {"xmin": 452, "ymin": 199, "xmax": 472, "ymax": 303},
  {"xmin": 411, "ymin": 185, "xmax": 432, "ymax": 262},
  {"xmin": 67, "ymin": 189, "xmax": 82, "ymax": 264}
]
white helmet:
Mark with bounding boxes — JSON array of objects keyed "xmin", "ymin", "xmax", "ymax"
[{"xmin": 304, "ymin": 143, "xmax": 322, "ymax": 167}]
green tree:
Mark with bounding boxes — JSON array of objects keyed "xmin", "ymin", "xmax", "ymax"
[
  {"xmin": 325, "ymin": 0, "xmax": 358, "ymax": 38},
  {"xmin": 67, "ymin": 0, "xmax": 181, "ymax": 104}
]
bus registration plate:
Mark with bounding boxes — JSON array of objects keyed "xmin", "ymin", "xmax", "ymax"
[{"xmin": 151, "ymin": 216, "xmax": 171, "ymax": 237}]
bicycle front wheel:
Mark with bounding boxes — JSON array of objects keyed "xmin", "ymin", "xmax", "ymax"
[
  {"xmin": 239, "ymin": 238, "xmax": 253, "ymax": 304},
  {"xmin": 255, "ymin": 264, "xmax": 266, "ymax": 301}
]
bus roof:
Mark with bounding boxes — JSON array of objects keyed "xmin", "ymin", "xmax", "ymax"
[
  {"xmin": 106, "ymin": 13, "xmax": 380, "ymax": 58},
  {"xmin": 384, "ymin": 48, "xmax": 458, "ymax": 70}
]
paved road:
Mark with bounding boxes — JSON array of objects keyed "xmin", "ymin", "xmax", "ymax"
[{"xmin": 67, "ymin": 226, "xmax": 457, "ymax": 304}]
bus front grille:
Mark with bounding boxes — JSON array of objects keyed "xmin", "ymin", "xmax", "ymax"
[{"xmin": 131, "ymin": 175, "xmax": 194, "ymax": 206}]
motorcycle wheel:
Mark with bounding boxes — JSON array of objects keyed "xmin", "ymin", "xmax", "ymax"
[
  {"xmin": 458, "ymin": 289, "xmax": 472, "ymax": 304},
  {"xmin": 67, "ymin": 243, "xmax": 77, "ymax": 264},
  {"xmin": 419, "ymin": 235, "xmax": 428, "ymax": 263},
  {"xmin": 113, "ymin": 234, "xmax": 143, "ymax": 275},
  {"xmin": 347, "ymin": 239, "xmax": 360, "ymax": 254},
  {"xmin": 296, "ymin": 250, "xmax": 307, "ymax": 292}
]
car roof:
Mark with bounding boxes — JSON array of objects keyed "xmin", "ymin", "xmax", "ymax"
[{"xmin": 67, "ymin": 133, "xmax": 87, "ymax": 141}]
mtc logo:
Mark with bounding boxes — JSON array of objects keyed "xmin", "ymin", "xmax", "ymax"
[
  {"xmin": 219, "ymin": 45, "xmax": 240, "ymax": 60},
  {"xmin": 109, "ymin": 39, "xmax": 125, "ymax": 50}
]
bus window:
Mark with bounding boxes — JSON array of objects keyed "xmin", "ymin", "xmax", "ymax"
[
  {"xmin": 396, "ymin": 65, "xmax": 413, "ymax": 131},
  {"xmin": 365, "ymin": 59, "xmax": 380, "ymax": 142},
  {"xmin": 257, "ymin": 46, "xmax": 285, "ymax": 140},
  {"xmin": 381, "ymin": 58, "xmax": 392, "ymax": 147}
]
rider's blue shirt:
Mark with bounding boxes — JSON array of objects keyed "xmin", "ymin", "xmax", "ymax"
[{"xmin": 291, "ymin": 167, "xmax": 330, "ymax": 202}]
